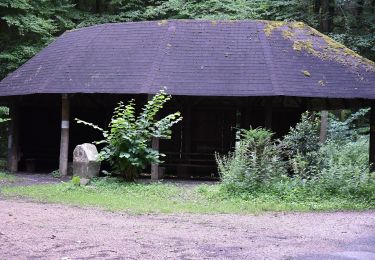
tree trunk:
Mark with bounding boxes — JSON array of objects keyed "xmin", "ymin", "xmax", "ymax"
[
  {"xmin": 353, "ymin": 0, "xmax": 365, "ymax": 25},
  {"xmin": 356, "ymin": 0, "xmax": 364, "ymax": 16},
  {"xmin": 314, "ymin": 0, "xmax": 321, "ymax": 14},
  {"xmin": 320, "ymin": 0, "xmax": 334, "ymax": 32},
  {"xmin": 96, "ymin": 0, "xmax": 101, "ymax": 13}
]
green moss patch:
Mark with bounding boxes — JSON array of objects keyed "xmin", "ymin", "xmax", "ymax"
[{"xmin": 261, "ymin": 20, "xmax": 375, "ymax": 73}]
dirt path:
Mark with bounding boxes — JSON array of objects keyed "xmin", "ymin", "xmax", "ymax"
[{"xmin": 0, "ymin": 199, "xmax": 374, "ymax": 259}]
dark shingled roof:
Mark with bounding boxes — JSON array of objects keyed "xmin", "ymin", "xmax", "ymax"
[{"xmin": 0, "ymin": 19, "xmax": 374, "ymax": 98}]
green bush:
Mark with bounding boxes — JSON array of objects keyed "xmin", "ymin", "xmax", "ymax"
[
  {"xmin": 76, "ymin": 89, "xmax": 182, "ymax": 181},
  {"xmin": 327, "ymin": 108, "xmax": 370, "ymax": 143},
  {"xmin": 216, "ymin": 111, "xmax": 375, "ymax": 206},
  {"xmin": 280, "ymin": 111, "xmax": 322, "ymax": 179},
  {"xmin": 51, "ymin": 169, "xmax": 61, "ymax": 178},
  {"xmin": 216, "ymin": 128, "xmax": 286, "ymax": 193},
  {"xmin": 314, "ymin": 136, "xmax": 374, "ymax": 200},
  {"xmin": 71, "ymin": 176, "xmax": 81, "ymax": 186},
  {"xmin": 0, "ymin": 106, "xmax": 9, "ymax": 158}
]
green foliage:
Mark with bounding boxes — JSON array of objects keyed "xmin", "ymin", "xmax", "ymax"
[
  {"xmin": 0, "ymin": 159, "xmax": 7, "ymax": 170},
  {"xmin": 51, "ymin": 169, "xmax": 61, "ymax": 178},
  {"xmin": 316, "ymin": 136, "xmax": 373, "ymax": 198},
  {"xmin": 280, "ymin": 108, "xmax": 371, "ymax": 180},
  {"xmin": 217, "ymin": 110, "xmax": 375, "ymax": 205},
  {"xmin": 0, "ymin": 106, "xmax": 9, "ymax": 158},
  {"xmin": 0, "ymin": 0, "xmax": 79, "ymax": 78},
  {"xmin": 0, "ymin": 106, "xmax": 9, "ymax": 121},
  {"xmin": 0, "ymin": 171, "xmax": 16, "ymax": 182},
  {"xmin": 71, "ymin": 175, "xmax": 81, "ymax": 186},
  {"xmin": 280, "ymin": 112, "xmax": 322, "ymax": 178},
  {"xmin": 328, "ymin": 108, "xmax": 370, "ymax": 143},
  {"xmin": 143, "ymin": 0, "xmax": 264, "ymax": 20},
  {"xmin": 76, "ymin": 89, "xmax": 182, "ymax": 181},
  {"xmin": 216, "ymin": 128, "xmax": 286, "ymax": 193},
  {"xmin": 312, "ymin": 109, "xmax": 374, "ymax": 201},
  {"xmin": 282, "ymin": 112, "xmax": 320, "ymax": 158}
]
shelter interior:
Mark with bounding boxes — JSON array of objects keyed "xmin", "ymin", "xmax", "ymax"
[{"xmin": 4, "ymin": 94, "xmax": 368, "ymax": 179}]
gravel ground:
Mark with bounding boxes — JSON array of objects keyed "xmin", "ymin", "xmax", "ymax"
[
  {"xmin": 0, "ymin": 199, "xmax": 374, "ymax": 260},
  {"xmin": 12, "ymin": 173, "xmax": 71, "ymax": 186}
]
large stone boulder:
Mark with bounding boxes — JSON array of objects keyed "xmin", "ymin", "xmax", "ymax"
[{"xmin": 73, "ymin": 143, "xmax": 100, "ymax": 178}]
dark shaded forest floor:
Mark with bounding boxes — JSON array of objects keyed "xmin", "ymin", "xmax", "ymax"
[{"xmin": 0, "ymin": 198, "xmax": 374, "ymax": 259}]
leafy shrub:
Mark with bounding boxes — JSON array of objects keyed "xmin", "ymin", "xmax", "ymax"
[
  {"xmin": 327, "ymin": 108, "xmax": 370, "ymax": 144},
  {"xmin": 51, "ymin": 169, "xmax": 61, "ymax": 178},
  {"xmin": 0, "ymin": 107, "xmax": 9, "ymax": 158},
  {"xmin": 280, "ymin": 111, "xmax": 322, "ymax": 179},
  {"xmin": 71, "ymin": 176, "xmax": 81, "ymax": 186},
  {"xmin": 0, "ymin": 107, "xmax": 9, "ymax": 123},
  {"xmin": 314, "ymin": 136, "xmax": 375, "ymax": 200},
  {"xmin": 76, "ymin": 89, "xmax": 182, "ymax": 181},
  {"xmin": 216, "ymin": 128, "xmax": 286, "ymax": 193},
  {"xmin": 216, "ymin": 110, "xmax": 375, "ymax": 206}
]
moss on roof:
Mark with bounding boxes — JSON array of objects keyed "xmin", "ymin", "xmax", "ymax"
[{"xmin": 261, "ymin": 20, "xmax": 375, "ymax": 73}]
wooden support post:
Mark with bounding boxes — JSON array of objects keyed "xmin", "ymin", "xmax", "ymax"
[
  {"xmin": 370, "ymin": 104, "xmax": 375, "ymax": 172},
  {"xmin": 151, "ymin": 137, "xmax": 160, "ymax": 180},
  {"xmin": 148, "ymin": 94, "xmax": 160, "ymax": 180},
  {"xmin": 7, "ymin": 104, "xmax": 19, "ymax": 172},
  {"xmin": 319, "ymin": 110, "xmax": 328, "ymax": 143},
  {"xmin": 59, "ymin": 94, "xmax": 70, "ymax": 176}
]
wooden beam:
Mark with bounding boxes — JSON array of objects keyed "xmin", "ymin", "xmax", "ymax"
[
  {"xmin": 151, "ymin": 137, "xmax": 160, "ymax": 180},
  {"xmin": 370, "ymin": 103, "xmax": 375, "ymax": 172},
  {"xmin": 319, "ymin": 110, "xmax": 328, "ymax": 143},
  {"xmin": 7, "ymin": 104, "xmax": 19, "ymax": 172},
  {"xmin": 59, "ymin": 94, "xmax": 70, "ymax": 176},
  {"xmin": 148, "ymin": 94, "xmax": 160, "ymax": 180}
]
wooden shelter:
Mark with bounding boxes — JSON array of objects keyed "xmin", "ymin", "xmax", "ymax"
[{"xmin": 0, "ymin": 20, "xmax": 375, "ymax": 179}]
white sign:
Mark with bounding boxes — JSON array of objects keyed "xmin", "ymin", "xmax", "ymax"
[{"xmin": 61, "ymin": 120, "xmax": 69, "ymax": 129}]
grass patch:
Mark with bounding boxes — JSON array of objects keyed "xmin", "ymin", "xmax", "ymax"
[
  {"xmin": 1, "ymin": 177, "xmax": 373, "ymax": 214},
  {"xmin": 0, "ymin": 172, "xmax": 17, "ymax": 183}
]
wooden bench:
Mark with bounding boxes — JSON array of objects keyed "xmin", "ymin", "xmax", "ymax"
[{"xmin": 161, "ymin": 152, "xmax": 217, "ymax": 178}]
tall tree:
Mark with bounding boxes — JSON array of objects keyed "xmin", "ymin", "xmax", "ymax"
[
  {"xmin": 0, "ymin": 0, "xmax": 79, "ymax": 78},
  {"xmin": 320, "ymin": 0, "xmax": 334, "ymax": 32}
]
